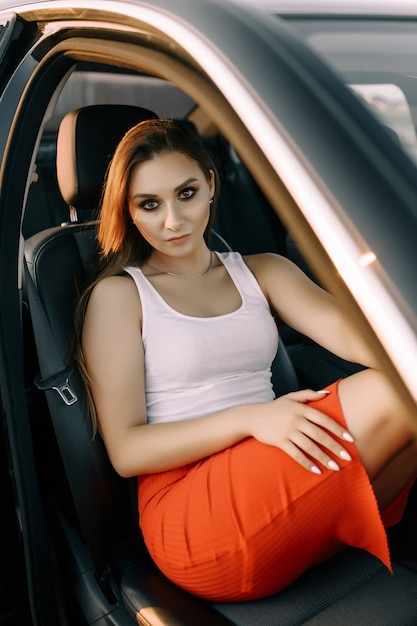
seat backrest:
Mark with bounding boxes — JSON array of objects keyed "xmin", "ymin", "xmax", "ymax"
[
  {"xmin": 24, "ymin": 105, "xmax": 161, "ymax": 579},
  {"xmin": 56, "ymin": 103, "xmax": 159, "ymax": 223}
]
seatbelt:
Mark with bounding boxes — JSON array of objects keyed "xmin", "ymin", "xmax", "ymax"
[{"xmin": 24, "ymin": 262, "xmax": 108, "ymax": 581}]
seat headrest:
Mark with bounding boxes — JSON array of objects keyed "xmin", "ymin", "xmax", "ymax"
[{"xmin": 56, "ymin": 104, "xmax": 158, "ymax": 216}]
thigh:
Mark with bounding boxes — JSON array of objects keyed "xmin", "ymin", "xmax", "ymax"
[
  {"xmin": 337, "ymin": 368, "xmax": 414, "ymax": 480},
  {"xmin": 137, "ymin": 385, "xmax": 393, "ymax": 601}
]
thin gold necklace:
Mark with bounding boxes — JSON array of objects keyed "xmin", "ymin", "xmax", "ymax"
[{"xmin": 145, "ymin": 252, "xmax": 213, "ymax": 279}]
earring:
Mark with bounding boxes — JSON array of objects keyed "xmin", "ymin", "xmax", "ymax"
[{"xmin": 209, "ymin": 198, "xmax": 214, "ymax": 205}]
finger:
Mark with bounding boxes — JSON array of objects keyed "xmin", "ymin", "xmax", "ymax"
[
  {"xmin": 295, "ymin": 414, "xmax": 353, "ymax": 464},
  {"xmin": 283, "ymin": 390, "xmax": 355, "ymax": 443},
  {"xmin": 290, "ymin": 430, "xmax": 347, "ymax": 471},
  {"xmin": 279, "ymin": 440, "xmax": 324, "ymax": 474},
  {"xmin": 300, "ymin": 404, "xmax": 354, "ymax": 444},
  {"xmin": 284, "ymin": 389, "xmax": 331, "ymax": 404}
]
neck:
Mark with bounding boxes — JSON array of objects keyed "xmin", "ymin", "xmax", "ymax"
[{"xmin": 146, "ymin": 250, "xmax": 214, "ymax": 279}]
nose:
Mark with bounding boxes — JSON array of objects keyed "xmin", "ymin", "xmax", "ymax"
[{"xmin": 164, "ymin": 202, "xmax": 183, "ymax": 231}]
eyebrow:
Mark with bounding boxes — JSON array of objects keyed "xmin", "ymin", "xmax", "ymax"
[{"xmin": 131, "ymin": 177, "xmax": 198, "ymax": 200}]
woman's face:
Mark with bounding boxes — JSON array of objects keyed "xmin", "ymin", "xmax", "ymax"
[{"xmin": 129, "ymin": 150, "xmax": 214, "ymax": 259}]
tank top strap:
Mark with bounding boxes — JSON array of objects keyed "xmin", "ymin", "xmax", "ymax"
[
  {"xmin": 122, "ymin": 265, "xmax": 162, "ymax": 342},
  {"xmin": 215, "ymin": 251, "xmax": 268, "ymax": 304}
]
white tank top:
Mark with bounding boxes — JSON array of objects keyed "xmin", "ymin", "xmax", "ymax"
[{"xmin": 124, "ymin": 251, "xmax": 278, "ymax": 424}]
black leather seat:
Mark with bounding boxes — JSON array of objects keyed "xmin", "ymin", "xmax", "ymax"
[
  {"xmin": 23, "ymin": 104, "xmax": 417, "ymax": 625},
  {"xmin": 209, "ymin": 134, "xmax": 288, "ymax": 256}
]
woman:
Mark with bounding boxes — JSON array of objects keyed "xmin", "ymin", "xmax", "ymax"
[{"xmin": 76, "ymin": 118, "xmax": 417, "ymax": 602}]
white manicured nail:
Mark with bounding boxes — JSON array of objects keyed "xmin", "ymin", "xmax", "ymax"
[
  {"xmin": 342, "ymin": 432, "xmax": 354, "ymax": 443},
  {"xmin": 340, "ymin": 450, "xmax": 352, "ymax": 461},
  {"xmin": 328, "ymin": 460, "xmax": 340, "ymax": 471},
  {"xmin": 311, "ymin": 465, "xmax": 322, "ymax": 475}
]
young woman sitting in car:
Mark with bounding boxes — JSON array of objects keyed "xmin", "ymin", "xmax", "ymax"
[{"xmin": 75, "ymin": 119, "xmax": 417, "ymax": 601}]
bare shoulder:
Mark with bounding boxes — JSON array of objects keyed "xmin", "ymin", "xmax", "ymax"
[
  {"xmin": 242, "ymin": 252, "xmax": 313, "ymax": 307},
  {"xmin": 243, "ymin": 252, "xmax": 298, "ymax": 280},
  {"xmin": 86, "ymin": 274, "xmax": 142, "ymax": 324},
  {"xmin": 90, "ymin": 274, "xmax": 140, "ymax": 305}
]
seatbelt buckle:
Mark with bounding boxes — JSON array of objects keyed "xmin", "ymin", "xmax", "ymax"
[
  {"xmin": 34, "ymin": 367, "xmax": 78, "ymax": 406},
  {"xmin": 52, "ymin": 380, "xmax": 78, "ymax": 406}
]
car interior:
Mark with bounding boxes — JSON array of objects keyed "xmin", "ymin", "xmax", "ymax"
[
  {"xmin": 14, "ymin": 48, "xmax": 417, "ymax": 625},
  {"xmin": 0, "ymin": 6, "xmax": 416, "ymax": 621}
]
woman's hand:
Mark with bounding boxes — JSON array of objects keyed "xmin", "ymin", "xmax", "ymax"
[{"xmin": 248, "ymin": 390, "xmax": 354, "ymax": 474}]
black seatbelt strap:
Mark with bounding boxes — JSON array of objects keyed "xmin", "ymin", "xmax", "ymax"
[
  {"xmin": 24, "ymin": 262, "xmax": 107, "ymax": 580},
  {"xmin": 24, "ymin": 264, "xmax": 77, "ymax": 403}
]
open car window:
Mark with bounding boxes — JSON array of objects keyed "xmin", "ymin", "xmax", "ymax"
[
  {"xmin": 46, "ymin": 68, "xmax": 196, "ymax": 131},
  {"xmin": 282, "ymin": 17, "xmax": 417, "ymax": 160},
  {"xmin": 350, "ymin": 83, "xmax": 417, "ymax": 162}
]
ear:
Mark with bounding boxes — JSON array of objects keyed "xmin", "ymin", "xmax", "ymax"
[{"xmin": 208, "ymin": 169, "xmax": 216, "ymax": 198}]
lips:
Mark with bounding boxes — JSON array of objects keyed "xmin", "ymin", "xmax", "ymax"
[{"xmin": 167, "ymin": 234, "xmax": 190, "ymax": 244}]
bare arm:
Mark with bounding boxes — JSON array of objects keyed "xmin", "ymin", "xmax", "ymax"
[
  {"xmin": 245, "ymin": 253, "xmax": 379, "ymax": 369},
  {"xmin": 82, "ymin": 275, "xmax": 353, "ymax": 478}
]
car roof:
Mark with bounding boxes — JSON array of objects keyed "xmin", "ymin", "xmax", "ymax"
[
  {"xmin": 3, "ymin": 0, "xmax": 417, "ymax": 19},
  {"xmin": 233, "ymin": 0, "xmax": 417, "ymax": 17}
]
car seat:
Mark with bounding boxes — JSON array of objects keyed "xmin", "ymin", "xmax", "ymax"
[
  {"xmin": 208, "ymin": 133, "xmax": 288, "ymax": 255},
  {"xmin": 24, "ymin": 104, "xmax": 417, "ymax": 625}
]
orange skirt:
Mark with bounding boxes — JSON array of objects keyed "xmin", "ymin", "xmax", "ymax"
[{"xmin": 137, "ymin": 380, "xmax": 412, "ymax": 602}]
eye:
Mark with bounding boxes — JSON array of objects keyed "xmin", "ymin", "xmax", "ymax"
[
  {"xmin": 140, "ymin": 199, "xmax": 160, "ymax": 211},
  {"xmin": 179, "ymin": 187, "xmax": 197, "ymax": 201}
]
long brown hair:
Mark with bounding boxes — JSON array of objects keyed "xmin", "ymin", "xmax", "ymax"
[{"xmin": 74, "ymin": 119, "xmax": 220, "ymax": 433}]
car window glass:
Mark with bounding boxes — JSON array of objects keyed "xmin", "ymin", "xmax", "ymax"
[
  {"xmin": 351, "ymin": 83, "xmax": 417, "ymax": 162},
  {"xmin": 46, "ymin": 70, "xmax": 195, "ymax": 131},
  {"xmin": 283, "ymin": 18, "xmax": 417, "ymax": 161}
]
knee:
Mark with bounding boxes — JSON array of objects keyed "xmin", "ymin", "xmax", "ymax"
[
  {"xmin": 338, "ymin": 369, "xmax": 417, "ymax": 479},
  {"xmin": 339, "ymin": 369, "xmax": 415, "ymax": 447},
  {"xmin": 369, "ymin": 369, "xmax": 415, "ymax": 437}
]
